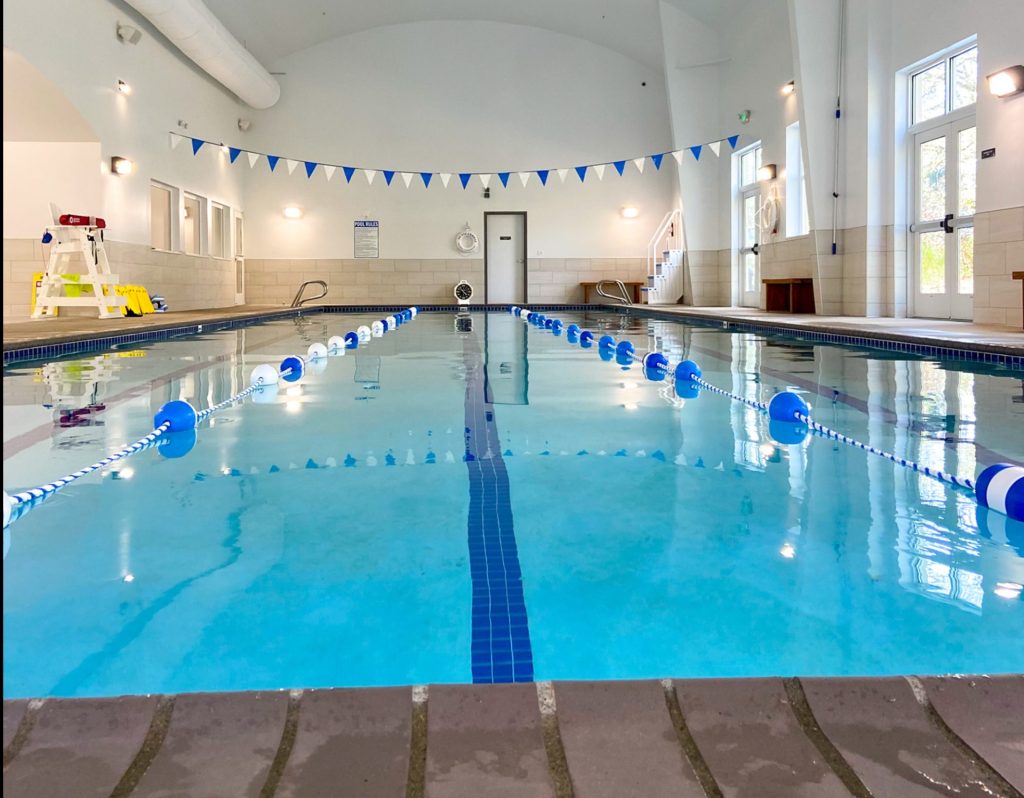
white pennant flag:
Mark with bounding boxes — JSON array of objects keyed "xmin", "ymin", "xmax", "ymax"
[
  {"xmin": 479, "ymin": 174, "xmax": 492, "ymax": 189},
  {"xmin": 247, "ymin": 152, "xmax": 260, "ymax": 168},
  {"xmin": 440, "ymin": 173, "xmax": 452, "ymax": 188},
  {"xmin": 708, "ymin": 141, "xmax": 721, "ymax": 157},
  {"xmin": 557, "ymin": 168, "xmax": 569, "ymax": 183},
  {"xmin": 169, "ymin": 133, "xmax": 183, "ymax": 150},
  {"xmin": 285, "ymin": 159, "xmax": 299, "ymax": 175},
  {"xmin": 323, "ymin": 165, "xmax": 336, "ymax": 181},
  {"xmin": 518, "ymin": 172, "xmax": 531, "ymax": 188},
  {"xmin": 594, "ymin": 164, "xmax": 606, "ymax": 181},
  {"xmin": 401, "ymin": 172, "xmax": 414, "ymax": 188},
  {"xmin": 672, "ymin": 151, "xmax": 684, "ymax": 165},
  {"xmin": 633, "ymin": 157, "xmax": 646, "ymax": 174},
  {"xmin": 364, "ymin": 169, "xmax": 377, "ymax": 185}
]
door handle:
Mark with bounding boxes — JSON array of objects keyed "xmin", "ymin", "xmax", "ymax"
[
  {"xmin": 750, "ymin": 243, "xmax": 760, "ymax": 256},
  {"xmin": 942, "ymin": 213, "xmax": 954, "ymax": 234}
]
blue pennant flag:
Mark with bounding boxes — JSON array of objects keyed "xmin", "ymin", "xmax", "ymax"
[
  {"xmin": 304, "ymin": 161, "xmax": 317, "ymax": 178},
  {"xmin": 383, "ymin": 170, "xmax": 395, "ymax": 185},
  {"xmin": 459, "ymin": 173, "xmax": 472, "ymax": 189},
  {"xmin": 613, "ymin": 160, "xmax": 626, "ymax": 176},
  {"xmin": 228, "ymin": 147, "xmax": 242, "ymax": 163},
  {"xmin": 191, "ymin": 138, "xmax": 204, "ymax": 155},
  {"xmin": 267, "ymin": 155, "xmax": 280, "ymax": 172},
  {"xmin": 343, "ymin": 166, "xmax": 356, "ymax": 182},
  {"xmin": 727, "ymin": 135, "xmax": 739, "ymax": 149},
  {"xmin": 651, "ymin": 153, "xmax": 664, "ymax": 170},
  {"xmin": 498, "ymin": 172, "xmax": 510, "ymax": 188},
  {"xmin": 537, "ymin": 169, "xmax": 549, "ymax": 185},
  {"xmin": 421, "ymin": 172, "xmax": 433, "ymax": 188},
  {"xmin": 575, "ymin": 165, "xmax": 588, "ymax": 182},
  {"xmin": 690, "ymin": 145, "xmax": 702, "ymax": 161}
]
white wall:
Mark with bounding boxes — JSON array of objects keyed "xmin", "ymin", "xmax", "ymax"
[
  {"xmin": 239, "ymin": 21, "xmax": 676, "ymax": 260},
  {"xmin": 3, "ymin": 0, "xmax": 245, "ymax": 245}
]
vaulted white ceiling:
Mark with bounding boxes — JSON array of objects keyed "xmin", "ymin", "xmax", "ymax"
[{"xmin": 203, "ymin": 0, "xmax": 745, "ymax": 72}]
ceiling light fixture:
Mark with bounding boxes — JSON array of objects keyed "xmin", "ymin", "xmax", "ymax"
[
  {"xmin": 620, "ymin": 206, "xmax": 640, "ymax": 219},
  {"xmin": 986, "ymin": 65, "xmax": 1024, "ymax": 98},
  {"xmin": 116, "ymin": 23, "xmax": 142, "ymax": 45},
  {"xmin": 283, "ymin": 205, "xmax": 304, "ymax": 219}
]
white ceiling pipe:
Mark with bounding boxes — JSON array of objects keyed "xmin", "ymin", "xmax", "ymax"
[{"xmin": 125, "ymin": 0, "xmax": 280, "ymax": 109}]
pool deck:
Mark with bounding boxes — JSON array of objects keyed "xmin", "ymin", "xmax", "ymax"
[{"xmin": 3, "ymin": 676, "xmax": 1021, "ymax": 797}]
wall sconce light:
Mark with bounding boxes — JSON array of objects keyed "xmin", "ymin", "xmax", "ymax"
[
  {"xmin": 110, "ymin": 156, "xmax": 134, "ymax": 176},
  {"xmin": 620, "ymin": 206, "xmax": 640, "ymax": 219},
  {"xmin": 781, "ymin": 81, "xmax": 796, "ymax": 96},
  {"xmin": 283, "ymin": 205, "xmax": 304, "ymax": 219},
  {"xmin": 116, "ymin": 79, "xmax": 132, "ymax": 95},
  {"xmin": 757, "ymin": 163, "xmax": 777, "ymax": 181},
  {"xmin": 986, "ymin": 65, "xmax": 1024, "ymax": 98}
]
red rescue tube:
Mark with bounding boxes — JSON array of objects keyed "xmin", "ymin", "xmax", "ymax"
[{"xmin": 59, "ymin": 214, "xmax": 106, "ymax": 228}]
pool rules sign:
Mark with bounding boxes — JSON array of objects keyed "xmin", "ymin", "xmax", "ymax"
[{"xmin": 354, "ymin": 220, "xmax": 380, "ymax": 258}]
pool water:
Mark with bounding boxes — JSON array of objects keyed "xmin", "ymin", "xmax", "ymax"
[{"xmin": 3, "ymin": 310, "xmax": 1023, "ymax": 698}]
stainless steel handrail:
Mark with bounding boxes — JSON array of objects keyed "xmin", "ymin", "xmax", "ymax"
[
  {"xmin": 595, "ymin": 279, "xmax": 631, "ymax": 305},
  {"xmin": 291, "ymin": 280, "xmax": 328, "ymax": 307}
]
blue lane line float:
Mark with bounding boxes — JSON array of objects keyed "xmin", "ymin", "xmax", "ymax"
[
  {"xmin": 976, "ymin": 464, "xmax": 1024, "ymax": 521},
  {"xmin": 344, "ymin": 331, "xmax": 359, "ymax": 349},
  {"xmin": 579, "ymin": 330, "xmax": 595, "ymax": 347},
  {"xmin": 154, "ymin": 399, "xmax": 197, "ymax": 432},
  {"xmin": 280, "ymin": 355, "xmax": 305, "ymax": 383}
]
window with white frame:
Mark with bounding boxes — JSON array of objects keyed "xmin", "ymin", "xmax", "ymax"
[
  {"xmin": 150, "ymin": 181, "xmax": 174, "ymax": 250},
  {"xmin": 785, "ymin": 122, "xmax": 809, "ymax": 237},
  {"xmin": 210, "ymin": 202, "xmax": 229, "ymax": 258},
  {"xmin": 912, "ymin": 45, "xmax": 977, "ymax": 125},
  {"xmin": 183, "ymin": 192, "xmax": 204, "ymax": 255}
]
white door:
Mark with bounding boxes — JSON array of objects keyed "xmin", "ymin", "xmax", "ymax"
[
  {"xmin": 233, "ymin": 212, "xmax": 245, "ymax": 305},
  {"xmin": 486, "ymin": 214, "xmax": 526, "ymax": 303},
  {"xmin": 912, "ymin": 120, "xmax": 975, "ymax": 319},
  {"xmin": 739, "ymin": 189, "xmax": 761, "ymax": 307}
]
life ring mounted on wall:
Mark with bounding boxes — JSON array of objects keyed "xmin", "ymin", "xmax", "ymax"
[{"xmin": 455, "ymin": 224, "xmax": 479, "ymax": 255}]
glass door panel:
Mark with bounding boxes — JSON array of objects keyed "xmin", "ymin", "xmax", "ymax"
[{"xmin": 740, "ymin": 190, "xmax": 760, "ymax": 307}]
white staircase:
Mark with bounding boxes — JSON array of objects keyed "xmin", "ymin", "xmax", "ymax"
[{"xmin": 643, "ymin": 208, "xmax": 688, "ymax": 305}]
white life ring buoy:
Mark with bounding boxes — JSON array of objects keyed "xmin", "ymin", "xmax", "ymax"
[
  {"xmin": 758, "ymin": 195, "xmax": 780, "ymax": 236},
  {"xmin": 455, "ymin": 229, "xmax": 479, "ymax": 254}
]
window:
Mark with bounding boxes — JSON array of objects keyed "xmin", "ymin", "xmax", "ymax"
[
  {"xmin": 234, "ymin": 214, "xmax": 245, "ymax": 257},
  {"xmin": 912, "ymin": 46, "xmax": 977, "ymax": 124},
  {"xmin": 739, "ymin": 147, "xmax": 762, "ymax": 187},
  {"xmin": 183, "ymin": 193, "xmax": 203, "ymax": 255},
  {"xmin": 785, "ymin": 122, "xmax": 809, "ymax": 237},
  {"xmin": 210, "ymin": 202, "xmax": 229, "ymax": 258},
  {"xmin": 150, "ymin": 181, "xmax": 173, "ymax": 250}
]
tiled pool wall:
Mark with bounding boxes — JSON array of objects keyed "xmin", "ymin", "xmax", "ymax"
[{"xmin": 3, "ymin": 304, "xmax": 1023, "ymax": 370}]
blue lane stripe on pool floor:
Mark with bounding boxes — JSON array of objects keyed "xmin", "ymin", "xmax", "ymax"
[{"xmin": 462, "ymin": 330, "xmax": 534, "ymax": 684}]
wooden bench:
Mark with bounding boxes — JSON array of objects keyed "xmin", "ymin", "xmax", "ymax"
[
  {"xmin": 580, "ymin": 281, "xmax": 645, "ymax": 304},
  {"xmin": 763, "ymin": 278, "xmax": 815, "ymax": 313},
  {"xmin": 1013, "ymin": 271, "xmax": 1023, "ymax": 330}
]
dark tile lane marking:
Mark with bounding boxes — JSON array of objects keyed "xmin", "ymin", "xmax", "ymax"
[
  {"xmin": 2, "ymin": 699, "xmax": 43, "ymax": 769},
  {"xmin": 108, "ymin": 695, "xmax": 176, "ymax": 798},
  {"xmin": 258, "ymin": 690, "xmax": 302, "ymax": 798},
  {"xmin": 663, "ymin": 681, "xmax": 724, "ymax": 798}
]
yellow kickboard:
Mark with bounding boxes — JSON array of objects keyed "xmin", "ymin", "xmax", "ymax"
[{"xmin": 115, "ymin": 285, "xmax": 156, "ymax": 316}]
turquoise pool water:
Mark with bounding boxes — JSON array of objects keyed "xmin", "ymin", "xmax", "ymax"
[{"xmin": 3, "ymin": 310, "xmax": 1023, "ymax": 698}]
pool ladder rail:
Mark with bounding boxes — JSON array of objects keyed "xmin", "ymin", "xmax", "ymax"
[
  {"xmin": 291, "ymin": 280, "xmax": 328, "ymax": 307},
  {"xmin": 595, "ymin": 279, "xmax": 632, "ymax": 305}
]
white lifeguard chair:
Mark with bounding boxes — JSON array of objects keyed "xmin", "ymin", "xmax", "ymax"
[{"xmin": 32, "ymin": 205, "xmax": 125, "ymax": 320}]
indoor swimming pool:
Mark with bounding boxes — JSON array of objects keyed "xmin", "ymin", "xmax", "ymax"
[{"xmin": 3, "ymin": 309, "xmax": 1023, "ymax": 699}]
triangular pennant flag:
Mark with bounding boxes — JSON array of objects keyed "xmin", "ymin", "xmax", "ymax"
[
  {"xmin": 613, "ymin": 160, "xmax": 626, "ymax": 176},
  {"xmin": 323, "ymin": 165, "xmax": 336, "ymax": 181},
  {"xmin": 708, "ymin": 141, "xmax": 721, "ymax": 158},
  {"xmin": 690, "ymin": 145, "xmax": 702, "ymax": 161},
  {"xmin": 228, "ymin": 147, "xmax": 242, "ymax": 163},
  {"xmin": 575, "ymin": 165, "xmax": 588, "ymax": 182},
  {"xmin": 267, "ymin": 155, "xmax": 280, "ymax": 171},
  {"xmin": 383, "ymin": 170, "xmax": 395, "ymax": 185},
  {"xmin": 364, "ymin": 169, "xmax": 377, "ymax": 185},
  {"xmin": 594, "ymin": 164, "xmax": 606, "ymax": 180},
  {"xmin": 170, "ymin": 133, "xmax": 183, "ymax": 150},
  {"xmin": 459, "ymin": 173, "xmax": 472, "ymax": 189},
  {"xmin": 633, "ymin": 157, "xmax": 645, "ymax": 174},
  {"xmin": 651, "ymin": 153, "xmax": 664, "ymax": 170},
  {"xmin": 498, "ymin": 172, "xmax": 510, "ymax": 188},
  {"xmin": 727, "ymin": 135, "xmax": 739, "ymax": 149},
  {"xmin": 343, "ymin": 166, "xmax": 356, "ymax": 182},
  {"xmin": 401, "ymin": 172, "xmax": 414, "ymax": 188},
  {"xmin": 518, "ymin": 172, "xmax": 531, "ymax": 188},
  {"xmin": 440, "ymin": 173, "xmax": 452, "ymax": 188},
  {"xmin": 537, "ymin": 169, "xmax": 549, "ymax": 185},
  {"xmin": 191, "ymin": 138, "xmax": 205, "ymax": 155},
  {"xmin": 479, "ymin": 174, "xmax": 491, "ymax": 189},
  {"xmin": 247, "ymin": 152, "xmax": 260, "ymax": 168},
  {"xmin": 420, "ymin": 172, "xmax": 433, "ymax": 188},
  {"xmin": 671, "ymin": 151, "xmax": 684, "ymax": 165},
  {"xmin": 285, "ymin": 158, "xmax": 299, "ymax": 175},
  {"xmin": 304, "ymin": 161, "xmax": 317, "ymax": 178},
  {"xmin": 557, "ymin": 168, "xmax": 569, "ymax": 183}
]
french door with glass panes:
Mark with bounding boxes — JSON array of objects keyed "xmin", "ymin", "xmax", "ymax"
[
  {"xmin": 739, "ymin": 187, "xmax": 761, "ymax": 307},
  {"xmin": 912, "ymin": 119, "xmax": 975, "ymax": 319}
]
